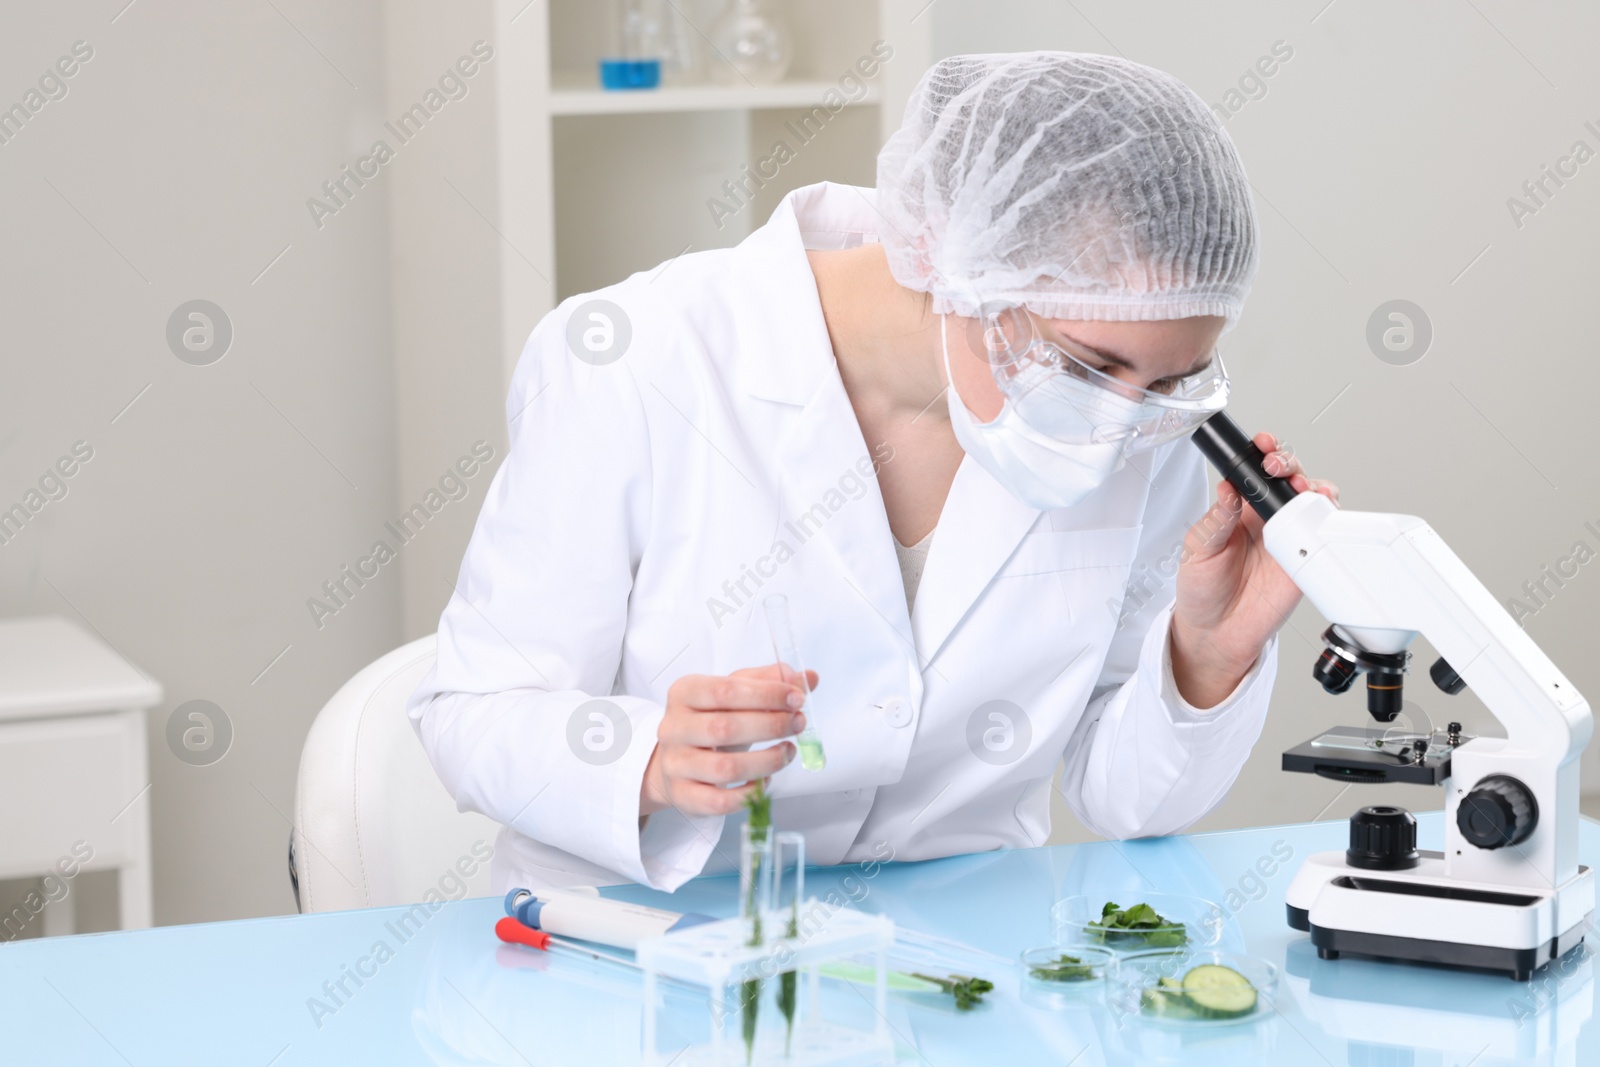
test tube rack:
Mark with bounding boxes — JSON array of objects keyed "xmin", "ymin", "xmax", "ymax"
[{"xmin": 637, "ymin": 904, "xmax": 894, "ymax": 1067}]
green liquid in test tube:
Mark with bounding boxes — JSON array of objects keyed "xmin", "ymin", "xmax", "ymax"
[{"xmin": 764, "ymin": 594, "xmax": 826, "ymax": 771}]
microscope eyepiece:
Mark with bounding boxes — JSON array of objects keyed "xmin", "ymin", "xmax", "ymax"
[{"xmin": 1190, "ymin": 412, "xmax": 1300, "ymax": 522}]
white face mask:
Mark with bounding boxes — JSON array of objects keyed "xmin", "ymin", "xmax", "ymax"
[{"xmin": 941, "ymin": 315, "xmax": 1139, "ymax": 509}]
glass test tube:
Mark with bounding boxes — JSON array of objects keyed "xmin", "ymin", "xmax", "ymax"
[{"xmin": 763, "ymin": 594, "xmax": 826, "ymax": 771}]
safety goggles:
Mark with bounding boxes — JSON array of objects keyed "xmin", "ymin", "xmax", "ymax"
[{"xmin": 963, "ymin": 304, "xmax": 1230, "ymax": 453}]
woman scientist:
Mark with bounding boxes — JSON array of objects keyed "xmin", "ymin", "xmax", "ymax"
[{"xmin": 408, "ymin": 52, "xmax": 1338, "ymax": 893}]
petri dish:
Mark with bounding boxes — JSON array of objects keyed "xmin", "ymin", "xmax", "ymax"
[
  {"xmin": 1021, "ymin": 944, "xmax": 1114, "ymax": 986},
  {"xmin": 1051, "ymin": 894, "xmax": 1225, "ymax": 954},
  {"xmin": 1109, "ymin": 948, "xmax": 1279, "ymax": 1027}
]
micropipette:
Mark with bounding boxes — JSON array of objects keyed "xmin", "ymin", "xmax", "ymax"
[
  {"xmin": 496, "ymin": 912, "xmax": 965, "ymax": 998},
  {"xmin": 495, "ymin": 916, "xmax": 637, "ymax": 967},
  {"xmin": 763, "ymin": 594, "xmax": 826, "ymax": 771}
]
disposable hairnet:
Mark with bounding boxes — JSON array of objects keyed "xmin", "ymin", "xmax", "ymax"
[{"xmin": 877, "ymin": 52, "xmax": 1259, "ymax": 328}]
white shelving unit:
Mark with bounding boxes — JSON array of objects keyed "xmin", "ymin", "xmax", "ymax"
[
  {"xmin": 547, "ymin": 77, "xmax": 884, "ymax": 116},
  {"xmin": 0, "ymin": 617, "xmax": 161, "ymax": 936},
  {"xmin": 487, "ymin": 0, "xmax": 933, "ymax": 389}
]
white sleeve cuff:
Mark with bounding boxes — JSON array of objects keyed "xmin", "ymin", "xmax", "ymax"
[
  {"xmin": 638, "ymin": 808, "xmax": 726, "ymax": 890},
  {"xmin": 591, "ymin": 701, "xmax": 726, "ymax": 891},
  {"xmin": 412, "ymin": 688, "xmax": 725, "ymax": 893},
  {"xmin": 1151, "ymin": 605, "xmax": 1276, "ymax": 725}
]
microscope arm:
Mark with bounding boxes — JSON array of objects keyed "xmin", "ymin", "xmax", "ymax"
[{"xmin": 1262, "ymin": 490, "xmax": 1589, "ymax": 763}]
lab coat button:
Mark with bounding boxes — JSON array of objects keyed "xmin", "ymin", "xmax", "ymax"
[{"xmin": 877, "ymin": 696, "xmax": 911, "ymax": 728}]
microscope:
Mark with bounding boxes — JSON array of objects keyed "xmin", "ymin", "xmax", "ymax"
[{"xmin": 1192, "ymin": 413, "xmax": 1593, "ymax": 981}]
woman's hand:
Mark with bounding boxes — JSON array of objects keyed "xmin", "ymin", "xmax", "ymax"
[
  {"xmin": 1169, "ymin": 432, "xmax": 1340, "ymax": 709},
  {"xmin": 640, "ymin": 663, "xmax": 815, "ymax": 817}
]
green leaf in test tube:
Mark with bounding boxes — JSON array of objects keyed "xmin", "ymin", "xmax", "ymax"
[{"xmin": 763, "ymin": 595, "xmax": 826, "ymax": 771}]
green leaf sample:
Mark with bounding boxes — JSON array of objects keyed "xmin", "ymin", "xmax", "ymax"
[
  {"xmin": 908, "ymin": 973, "xmax": 995, "ymax": 1011},
  {"xmin": 1027, "ymin": 953, "xmax": 1097, "ymax": 982},
  {"xmin": 1088, "ymin": 900, "xmax": 1188, "ymax": 948},
  {"xmin": 778, "ymin": 907, "xmax": 798, "ymax": 1055},
  {"xmin": 741, "ymin": 781, "xmax": 772, "ymax": 1063}
]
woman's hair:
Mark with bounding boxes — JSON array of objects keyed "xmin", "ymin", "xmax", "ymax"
[{"xmin": 877, "ymin": 52, "xmax": 1259, "ymax": 329}]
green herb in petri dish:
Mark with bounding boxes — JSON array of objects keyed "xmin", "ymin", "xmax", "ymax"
[
  {"xmin": 1028, "ymin": 953, "xmax": 1097, "ymax": 982},
  {"xmin": 1089, "ymin": 901, "xmax": 1188, "ymax": 948}
]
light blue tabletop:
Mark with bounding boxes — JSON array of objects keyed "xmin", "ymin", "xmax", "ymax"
[{"xmin": 3, "ymin": 813, "xmax": 1594, "ymax": 1065}]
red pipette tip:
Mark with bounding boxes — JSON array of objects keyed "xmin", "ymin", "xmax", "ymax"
[{"xmin": 495, "ymin": 915, "xmax": 552, "ymax": 951}]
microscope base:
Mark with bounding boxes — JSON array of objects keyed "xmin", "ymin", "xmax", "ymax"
[
  {"xmin": 1288, "ymin": 904, "xmax": 1589, "ymax": 981},
  {"xmin": 1285, "ymin": 850, "xmax": 1595, "ymax": 981}
]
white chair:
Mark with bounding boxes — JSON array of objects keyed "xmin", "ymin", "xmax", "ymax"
[{"xmin": 292, "ymin": 634, "xmax": 499, "ymax": 912}]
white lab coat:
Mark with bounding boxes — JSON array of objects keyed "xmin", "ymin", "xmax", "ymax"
[{"xmin": 408, "ymin": 182, "xmax": 1277, "ymax": 894}]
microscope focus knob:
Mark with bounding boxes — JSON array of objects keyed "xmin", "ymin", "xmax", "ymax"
[
  {"xmin": 1457, "ymin": 775, "xmax": 1538, "ymax": 850},
  {"xmin": 1430, "ymin": 656, "xmax": 1467, "ymax": 695},
  {"xmin": 1346, "ymin": 806, "xmax": 1420, "ymax": 870}
]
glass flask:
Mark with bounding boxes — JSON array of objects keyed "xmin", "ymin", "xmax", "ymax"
[
  {"xmin": 600, "ymin": 0, "xmax": 663, "ymax": 91},
  {"xmin": 708, "ymin": 0, "xmax": 793, "ymax": 87},
  {"xmin": 658, "ymin": 0, "xmax": 704, "ymax": 86}
]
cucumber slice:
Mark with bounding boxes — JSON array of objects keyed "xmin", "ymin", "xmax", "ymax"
[
  {"xmin": 1140, "ymin": 987, "xmax": 1200, "ymax": 1019},
  {"xmin": 1157, "ymin": 976, "xmax": 1185, "ymax": 991},
  {"xmin": 1181, "ymin": 964, "xmax": 1257, "ymax": 1018}
]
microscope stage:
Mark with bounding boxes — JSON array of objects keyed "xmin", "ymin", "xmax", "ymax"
[{"xmin": 1283, "ymin": 725, "xmax": 1463, "ymax": 786}]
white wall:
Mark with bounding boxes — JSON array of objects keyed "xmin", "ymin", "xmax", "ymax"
[
  {"xmin": 381, "ymin": 0, "xmax": 511, "ymax": 641},
  {"xmin": 920, "ymin": 0, "xmax": 1600, "ymax": 840},
  {"xmin": 0, "ymin": 1, "xmax": 400, "ymax": 925}
]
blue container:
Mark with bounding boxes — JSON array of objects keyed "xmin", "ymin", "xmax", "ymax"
[{"xmin": 599, "ymin": 58, "xmax": 661, "ymax": 90}]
